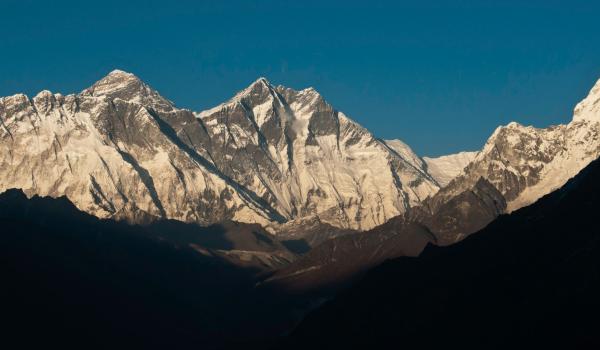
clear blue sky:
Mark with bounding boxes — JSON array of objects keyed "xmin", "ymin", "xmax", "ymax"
[{"xmin": 1, "ymin": 1, "xmax": 599, "ymax": 156}]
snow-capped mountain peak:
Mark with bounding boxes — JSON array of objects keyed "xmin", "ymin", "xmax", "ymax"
[
  {"xmin": 82, "ymin": 70, "xmax": 142, "ymax": 95},
  {"xmin": 573, "ymin": 78, "xmax": 600, "ymax": 123},
  {"xmin": 425, "ymin": 77, "xmax": 600, "ymax": 243},
  {"xmin": 192, "ymin": 78, "xmax": 440, "ymax": 230},
  {"xmin": 196, "ymin": 77, "xmax": 281, "ymax": 121},
  {"xmin": 80, "ymin": 69, "xmax": 174, "ymax": 111},
  {"xmin": 235, "ymin": 77, "xmax": 274, "ymax": 98}
]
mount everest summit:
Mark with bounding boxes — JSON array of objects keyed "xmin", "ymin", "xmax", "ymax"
[{"xmin": 1, "ymin": 70, "xmax": 600, "ymax": 238}]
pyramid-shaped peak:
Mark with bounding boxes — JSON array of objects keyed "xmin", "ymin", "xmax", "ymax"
[
  {"xmin": 229, "ymin": 76, "xmax": 276, "ymax": 100},
  {"xmin": 252, "ymin": 76, "xmax": 272, "ymax": 86},
  {"xmin": 82, "ymin": 69, "xmax": 143, "ymax": 95},
  {"xmin": 244, "ymin": 76, "xmax": 274, "ymax": 92},
  {"xmin": 238, "ymin": 77, "xmax": 326, "ymax": 98},
  {"xmin": 107, "ymin": 69, "xmax": 136, "ymax": 77},
  {"xmin": 99, "ymin": 69, "xmax": 143, "ymax": 86},
  {"xmin": 80, "ymin": 69, "xmax": 173, "ymax": 110},
  {"xmin": 103, "ymin": 70, "xmax": 142, "ymax": 83},
  {"xmin": 197, "ymin": 77, "xmax": 331, "ymax": 120}
]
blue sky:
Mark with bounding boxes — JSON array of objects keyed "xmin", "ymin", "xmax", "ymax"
[{"xmin": 1, "ymin": 1, "xmax": 599, "ymax": 156}]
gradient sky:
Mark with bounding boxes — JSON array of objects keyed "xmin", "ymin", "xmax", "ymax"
[{"xmin": 1, "ymin": 1, "xmax": 599, "ymax": 156}]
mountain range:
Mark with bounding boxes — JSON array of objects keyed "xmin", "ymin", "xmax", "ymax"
[
  {"xmin": 0, "ymin": 71, "xmax": 439, "ymax": 233},
  {"xmin": 2, "ymin": 71, "xmax": 600, "ymax": 348},
  {"xmin": 286, "ymin": 149, "xmax": 600, "ymax": 350},
  {"xmin": 2, "ymin": 71, "xmax": 599, "ymax": 240}
]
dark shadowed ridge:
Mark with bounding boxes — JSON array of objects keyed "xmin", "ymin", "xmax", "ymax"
[
  {"xmin": 260, "ymin": 176, "xmax": 504, "ymax": 296},
  {"xmin": 0, "ymin": 189, "xmax": 297, "ymax": 349},
  {"xmin": 284, "ymin": 157, "xmax": 600, "ymax": 349}
]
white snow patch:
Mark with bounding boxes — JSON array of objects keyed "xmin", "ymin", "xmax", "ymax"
[{"xmin": 424, "ymin": 151, "xmax": 478, "ymax": 187}]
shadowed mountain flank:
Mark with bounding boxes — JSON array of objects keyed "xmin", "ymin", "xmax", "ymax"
[
  {"xmin": 285, "ymin": 157, "xmax": 600, "ymax": 349},
  {"xmin": 0, "ymin": 189, "xmax": 298, "ymax": 349}
]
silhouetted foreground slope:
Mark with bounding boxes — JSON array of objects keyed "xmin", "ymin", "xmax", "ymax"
[
  {"xmin": 264, "ymin": 177, "xmax": 504, "ymax": 295},
  {"xmin": 286, "ymin": 158, "xmax": 600, "ymax": 349},
  {"xmin": 0, "ymin": 190, "xmax": 294, "ymax": 349}
]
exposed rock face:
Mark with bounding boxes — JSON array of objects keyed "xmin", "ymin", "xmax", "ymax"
[
  {"xmin": 256, "ymin": 79, "xmax": 600, "ymax": 295},
  {"xmin": 263, "ymin": 220, "xmax": 432, "ymax": 293},
  {"xmin": 0, "ymin": 71, "xmax": 440, "ymax": 232},
  {"xmin": 286, "ymin": 157, "xmax": 600, "ymax": 350},
  {"xmin": 383, "ymin": 139, "xmax": 430, "ymax": 176},
  {"xmin": 418, "ymin": 79, "xmax": 600, "ymax": 243},
  {"xmin": 194, "ymin": 78, "xmax": 440, "ymax": 231},
  {"xmin": 412, "ymin": 178, "xmax": 506, "ymax": 245},
  {"xmin": 263, "ymin": 177, "xmax": 507, "ymax": 294},
  {"xmin": 434, "ymin": 121, "xmax": 600, "ymax": 214},
  {"xmin": 0, "ymin": 71, "xmax": 278, "ymax": 228}
]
